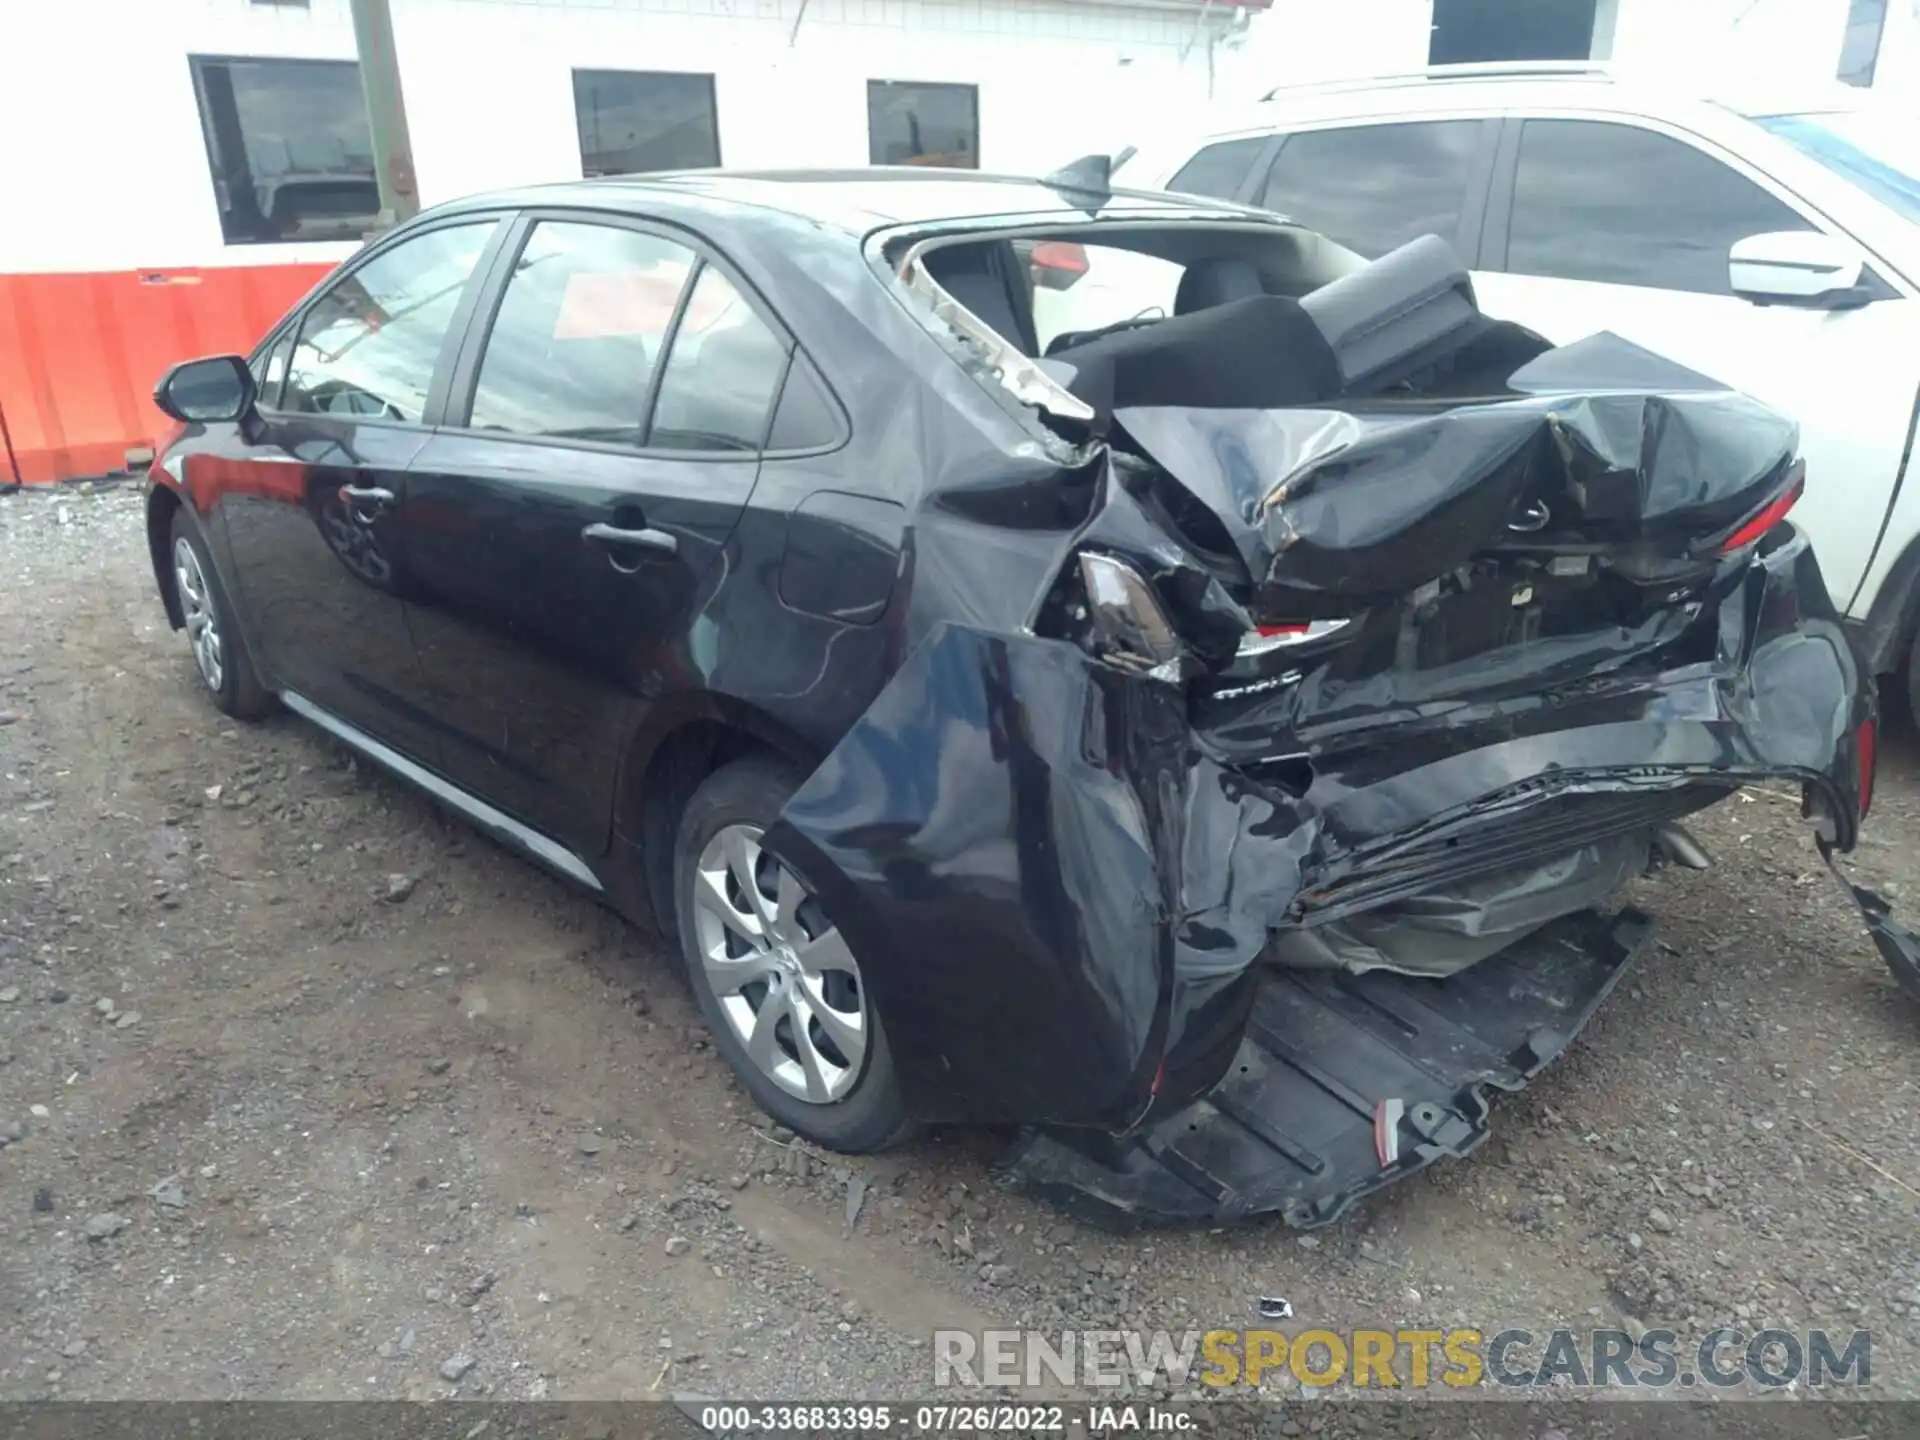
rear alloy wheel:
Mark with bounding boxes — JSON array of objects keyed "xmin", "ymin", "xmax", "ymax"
[
  {"xmin": 674, "ymin": 759, "xmax": 910, "ymax": 1152},
  {"xmin": 169, "ymin": 508, "xmax": 274, "ymax": 720},
  {"xmin": 692, "ymin": 823, "xmax": 868, "ymax": 1103}
]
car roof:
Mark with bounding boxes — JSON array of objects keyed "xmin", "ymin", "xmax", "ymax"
[
  {"xmin": 430, "ymin": 167, "xmax": 1264, "ymax": 235},
  {"xmin": 1175, "ymin": 62, "xmax": 1894, "ymax": 140}
]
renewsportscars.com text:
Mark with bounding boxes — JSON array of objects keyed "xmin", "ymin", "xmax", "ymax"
[{"xmin": 933, "ymin": 1327, "xmax": 1873, "ymax": 1390}]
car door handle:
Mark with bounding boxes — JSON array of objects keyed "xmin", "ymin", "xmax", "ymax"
[
  {"xmin": 339, "ymin": 484, "xmax": 396, "ymax": 519},
  {"xmin": 582, "ymin": 522, "xmax": 678, "ymax": 556}
]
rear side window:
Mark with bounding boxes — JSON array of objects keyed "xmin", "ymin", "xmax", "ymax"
[
  {"xmin": 1166, "ymin": 137, "xmax": 1269, "ymax": 201},
  {"xmin": 1506, "ymin": 120, "xmax": 1816, "ymax": 295},
  {"xmin": 1258, "ymin": 120, "xmax": 1484, "ymax": 257},
  {"xmin": 467, "ymin": 221, "xmax": 697, "ymax": 445},
  {"xmin": 282, "ymin": 221, "xmax": 496, "ymax": 423},
  {"xmin": 647, "ymin": 266, "xmax": 789, "ymax": 452}
]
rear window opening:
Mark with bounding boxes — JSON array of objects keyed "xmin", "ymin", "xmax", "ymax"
[{"xmin": 887, "ymin": 220, "xmax": 1550, "ymax": 447}]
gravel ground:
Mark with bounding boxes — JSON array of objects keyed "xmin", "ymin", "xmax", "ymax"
[{"xmin": 3, "ymin": 482, "xmax": 1918, "ymax": 1415}]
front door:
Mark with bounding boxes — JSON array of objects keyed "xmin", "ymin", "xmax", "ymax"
[
  {"xmin": 1472, "ymin": 116, "xmax": 1920, "ymax": 617},
  {"xmin": 401, "ymin": 216, "xmax": 792, "ymax": 858},
  {"xmin": 216, "ymin": 217, "xmax": 504, "ymax": 762}
]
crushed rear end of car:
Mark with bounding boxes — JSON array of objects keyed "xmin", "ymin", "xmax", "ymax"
[{"xmin": 768, "ymin": 221, "xmax": 1918, "ymax": 1227}]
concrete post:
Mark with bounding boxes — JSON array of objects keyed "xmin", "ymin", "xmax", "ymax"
[{"xmin": 348, "ymin": 0, "xmax": 421, "ymax": 229}]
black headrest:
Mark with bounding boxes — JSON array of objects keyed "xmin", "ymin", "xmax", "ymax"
[
  {"xmin": 1174, "ymin": 258, "xmax": 1267, "ymax": 315},
  {"xmin": 1052, "ymin": 293, "xmax": 1342, "ymax": 416}
]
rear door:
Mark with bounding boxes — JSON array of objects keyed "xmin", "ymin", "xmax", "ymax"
[
  {"xmin": 1246, "ymin": 116, "xmax": 1501, "ymax": 262},
  {"xmin": 400, "ymin": 213, "xmax": 792, "ymax": 859},
  {"xmin": 1473, "ymin": 114, "xmax": 1920, "ymax": 614}
]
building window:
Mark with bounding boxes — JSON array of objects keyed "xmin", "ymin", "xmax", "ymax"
[
  {"xmin": 574, "ymin": 71, "xmax": 720, "ymax": 177},
  {"xmin": 1838, "ymin": 0, "xmax": 1887, "ymax": 86},
  {"xmin": 1428, "ymin": 0, "xmax": 1596, "ymax": 64},
  {"xmin": 189, "ymin": 56, "xmax": 377, "ymax": 245},
  {"xmin": 868, "ymin": 81, "xmax": 978, "ymax": 168}
]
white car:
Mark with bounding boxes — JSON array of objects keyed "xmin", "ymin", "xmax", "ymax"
[{"xmin": 1066, "ymin": 64, "xmax": 1920, "ymax": 705}]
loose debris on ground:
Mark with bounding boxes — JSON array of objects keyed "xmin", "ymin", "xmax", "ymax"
[{"xmin": 2, "ymin": 482, "xmax": 1917, "ymax": 1406}]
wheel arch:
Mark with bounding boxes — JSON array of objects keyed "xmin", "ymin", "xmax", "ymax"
[
  {"xmin": 146, "ymin": 481, "xmax": 187, "ymax": 630},
  {"xmin": 615, "ymin": 693, "xmax": 826, "ymax": 947},
  {"xmin": 1855, "ymin": 527, "xmax": 1920, "ymax": 679}
]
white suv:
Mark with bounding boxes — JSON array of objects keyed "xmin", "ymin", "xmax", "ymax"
[{"xmin": 1115, "ymin": 63, "xmax": 1920, "ymax": 703}]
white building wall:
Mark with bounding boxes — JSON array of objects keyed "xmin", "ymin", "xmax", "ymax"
[
  {"xmin": 2, "ymin": 0, "xmax": 1912, "ymax": 279},
  {"xmin": 0, "ymin": 0, "xmax": 1232, "ymax": 275},
  {"xmin": 1218, "ymin": 0, "xmax": 1433, "ymax": 101},
  {"xmin": 394, "ymin": 0, "xmax": 1224, "ymax": 203},
  {"xmin": 0, "ymin": 0, "xmax": 363, "ymax": 274},
  {"xmin": 1604, "ymin": 0, "xmax": 1855, "ymax": 87},
  {"xmin": 1220, "ymin": 0, "xmax": 1920, "ymax": 106}
]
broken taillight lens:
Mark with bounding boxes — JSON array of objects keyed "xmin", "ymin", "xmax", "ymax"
[
  {"xmin": 1238, "ymin": 619, "xmax": 1353, "ymax": 657},
  {"xmin": 1858, "ymin": 717, "xmax": 1877, "ymax": 820},
  {"xmin": 1716, "ymin": 462, "xmax": 1806, "ymax": 555},
  {"xmin": 1029, "ymin": 241, "xmax": 1090, "ymax": 291},
  {"xmin": 1078, "ymin": 553, "xmax": 1183, "ymax": 669}
]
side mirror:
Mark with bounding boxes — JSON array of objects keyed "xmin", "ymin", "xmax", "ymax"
[
  {"xmin": 154, "ymin": 355, "xmax": 256, "ymax": 424},
  {"xmin": 1730, "ymin": 231, "xmax": 1871, "ymax": 309}
]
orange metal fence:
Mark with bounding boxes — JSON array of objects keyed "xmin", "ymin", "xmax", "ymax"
[{"xmin": 0, "ymin": 262, "xmax": 334, "ymax": 485}]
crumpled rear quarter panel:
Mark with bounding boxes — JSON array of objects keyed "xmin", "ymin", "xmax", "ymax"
[{"xmin": 769, "ymin": 524, "xmax": 1877, "ymax": 1133}]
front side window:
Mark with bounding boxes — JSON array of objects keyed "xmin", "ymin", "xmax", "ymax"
[
  {"xmin": 1507, "ymin": 120, "xmax": 1815, "ymax": 295},
  {"xmin": 1258, "ymin": 120, "xmax": 1483, "ymax": 257},
  {"xmin": 574, "ymin": 70, "xmax": 721, "ymax": 176},
  {"xmin": 188, "ymin": 55, "xmax": 379, "ymax": 245},
  {"xmin": 1167, "ymin": 136, "xmax": 1269, "ymax": 201},
  {"xmin": 467, "ymin": 222, "xmax": 697, "ymax": 445},
  {"xmin": 648, "ymin": 267, "xmax": 789, "ymax": 452},
  {"xmin": 868, "ymin": 81, "xmax": 978, "ymax": 169},
  {"xmin": 282, "ymin": 222, "xmax": 496, "ymax": 423}
]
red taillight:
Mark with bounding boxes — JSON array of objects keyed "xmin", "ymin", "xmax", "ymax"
[
  {"xmin": 1239, "ymin": 619, "xmax": 1353, "ymax": 656},
  {"xmin": 1029, "ymin": 241, "xmax": 1090, "ymax": 291},
  {"xmin": 1858, "ymin": 718, "xmax": 1877, "ymax": 820},
  {"xmin": 1150, "ymin": 1058, "xmax": 1166, "ymax": 1098},
  {"xmin": 1718, "ymin": 465, "xmax": 1806, "ymax": 555}
]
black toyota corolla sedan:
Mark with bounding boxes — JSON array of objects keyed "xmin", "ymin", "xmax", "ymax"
[{"xmin": 144, "ymin": 167, "xmax": 1918, "ymax": 1228}]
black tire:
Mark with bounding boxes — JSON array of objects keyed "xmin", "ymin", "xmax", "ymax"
[
  {"xmin": 673, "ymin": 756, "xmax": 912, "ymax": 1153},
  {"xmin": 169, "ymin": 508, "xmax": 275, "ymax": 721},
  {"xmin": 1903, "ymin": 632, "xmax": 1920, "ymax": 735}
]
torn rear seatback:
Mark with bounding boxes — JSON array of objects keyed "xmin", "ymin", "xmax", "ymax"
[{"xmin": 768, "ymin": 232, "xmax": 1915, "ymax": 1227}]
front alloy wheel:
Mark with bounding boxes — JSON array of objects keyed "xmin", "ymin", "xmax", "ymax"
[
  {"xmin": 167, "ymin": 506, "xmax": 274, "ymax": 721},
  {"xmin": 174, "ymin": 535, "xmax": 225, "ymax": 694}
]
